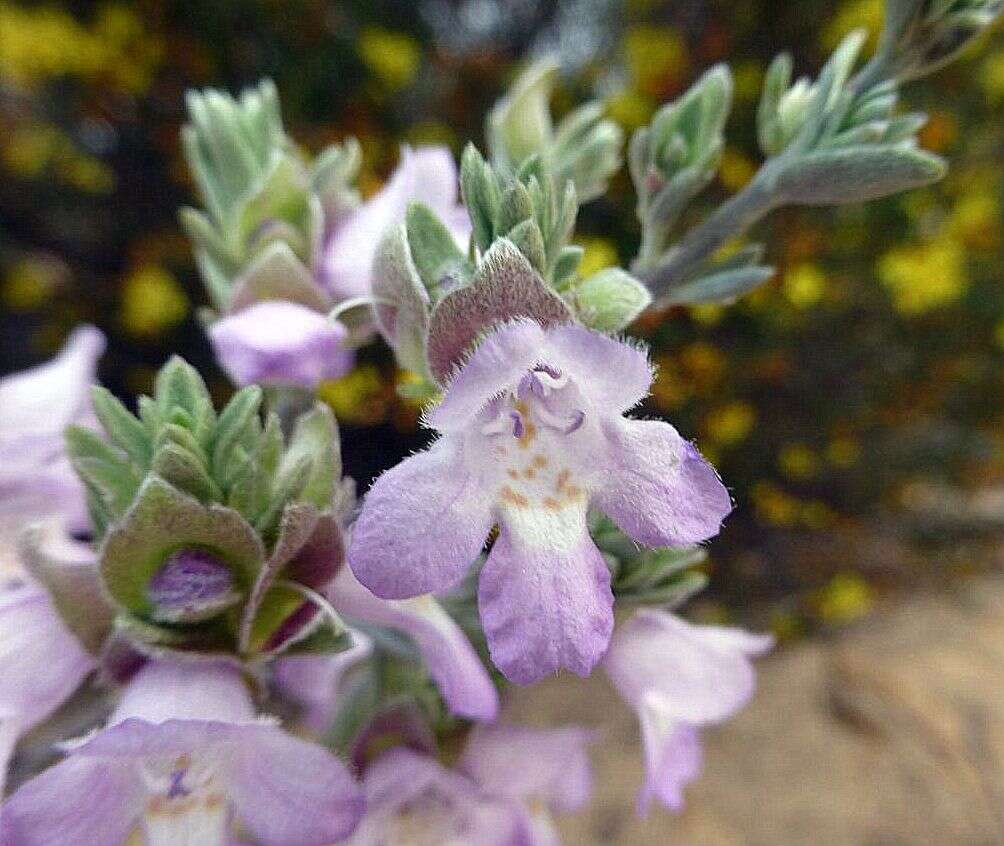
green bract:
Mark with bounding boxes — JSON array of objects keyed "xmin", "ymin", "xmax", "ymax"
[
  {"xmin": 487, "ymin": 57, "xmax": 623, "ymax": 203},
  {"xmin": 180, "ymin": 79, "xmax": 360, "ymax": 313},
  {"xmin": 65, "ymin": 356, "xmax": 349, "ymax": 662}
]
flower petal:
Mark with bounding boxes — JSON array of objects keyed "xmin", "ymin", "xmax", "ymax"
[
  {"xmin": 603, "ymin": 610, "xmax": 761, "ymax": 725},
  {"xmin": 348, "ymin": 438, "xmax": 493, "ymax": 599},
  {"xmin": 329, "ymin": 568, "xmax": 498, "ymax": 721},
  {"xmin": 0, "ymin": 586, "xmax": 93, "ymax": 724},
  {"xmin": 209, "ymin": 301, "xmax": 352, "ymax": 389},
  {"xmin": 111, "ymin": 660, "xmax": 255, "ymax": 726},
  {"xmin": 459, "ymin": 724, "xmax": 595, "ymax": 811},
  {"xmin": 425, "ymin": 318, "xmax": 546, "ymax": 433},
  {"xmin": 478, "ymin": 515, "xmax": 613, "ymax": 684},
  {"xmin": 0, "ymin": 755, "xmax": 144, "ymax": 846},
  {"xmin": 595, "ymin": 418, "xmax": 731, "ymax": 547},
  {"xmin": 544, "ymin": 323, "xmax": 653, "ymax": 413},
  {"xmin": 0, "ymin": 325, "xmax": 104, "ymax": 441},
  {"xmin": 636, "ymin": 717, "xmax": 702, "ymax": 816},
  {"xmin": 322, "ymin": 145, "xmax": 468, "ymax": 302},
  {"xmin": 354, "ymin": 748, "xmax": 529, "ymax": 846},
  {"xmin": 225, "ymin": 726, "xmax": 364, "ymax": 846}
]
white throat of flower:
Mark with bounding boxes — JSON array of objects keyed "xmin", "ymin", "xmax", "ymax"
[
  {"xmin": 478, "ymin": 364, "xmax": 593, "ymax": 549},
  {"xmin": 138, "ymin": 754, "xmax": 228, "ymax": 846}
]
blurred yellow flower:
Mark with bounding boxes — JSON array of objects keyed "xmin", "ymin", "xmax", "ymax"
[
  {"xmin": 604, "ymin": 90, "xmax": 654, "ymax": 132},
  {"xmin": 778, "ymin": 443, "xmax": 820, "ymax": 480},
  {"xmin": 949, "ymin": 191, "xmax": 999, "ymax": 251},
  {"xmin": 783, "ymin": 263, "xmax": 826, "ymax": 309},
  {"xmin": 751, "ymin": 481, "xmax": 799, "ymax": 527},
  {"xmin": 681, "ymin": 341, "xmax": 727, "ymax": 387},
  {"xmin": 718, "ymin": 147, "xmax": 756, "ymax": 192},
  {"xmin": 705, "ymin": 401, "xmax": 756, "ymax": 448},
  {"xmin": 576, "ymin": 236, "xmax": 619, "ymax": 277},
  {"xmin": 981, "ymin": 49, "xmax": 1004, "ymax": 102},
  {"xmin": 120, "ymin": 265, "xmax": 188, "ymax": 337},
  {"xmin": 878, "ymin": 235, "xmax": 968, "ymax": 315},
  {"xmin": 358, "ymin": 27, "xmax": 421, "ymax": 91},
  {"xmin": 0, "ymin": 2, "xmax": 161, "ymax": 93},
  {"xmin": 732, "ymin": 61, "xmax": 763, "ymax": 105},
  {"xmin": 816, "ymin": 573, "xmax": 874, "ymax": 624},
  {"xmin": 624, "ymin": 24, "xmax": 688, "ymax": 96},
  {"xmin": 650, "ymin": 355, "xmax": 691, "ymax": 410},
  {"xmin": 319, "ymin": 364, "xmax": 389, "ymax": 426},
  {"xmin": 826, "ymin": 436, "xmax": 861, "ymax": 467},
  {"xmin": 3, "ymin": 123, "xmax": 114, "ymax": 192},
  {"xmin": 2, "ymin": 258, "xmax": 62, "ymax": 310},
  {"xmin": 801, "ymin": 500, "xmax": 836, "ymax": 529},
  {"xmin": 822, "ymin": 0, "xmax": 882, "ymax": 51}
]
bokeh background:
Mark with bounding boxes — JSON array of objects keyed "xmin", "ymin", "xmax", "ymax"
[{"xmin": 2, "ymin": 1, "xmax": 1003, "ymax": 841}]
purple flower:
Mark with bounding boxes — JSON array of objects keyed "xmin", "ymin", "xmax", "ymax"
[
  {"xmin": 0, "ymin": 327, "xmax": 104, "ymax": 794},
  {"xmin": 209, "ymin": 300, "xmax": 353, "ymax": 389},
  {"xmin": 0, "ymin": 660, "xmax": 364, "ymax": 846},
  {"xmin": 602, "ymin": 609, "xmax": 773, "ymax": 815},
  {"xmin": 327, "ymin": 566, "xmax": 499, "ymax": 721},
  {"xmin": 275, "ymin": 565, "xmax": 498, "ymax": 729},
  {"xmin": 0, "ymin": 549, "xmax": 95, "ymax": 797},
  {"xmin": 321, "ymin": 146, "xmax": 470, "ymax": 302},
  {"xmin": 348, "ymin": 318, "xmax": 731, "ymax": 683},
  {"xmin": 0, "ymin": 325, "xmax": 105, "ymax": 544},
  {"xmin": 346, "ymin": 723, "xmax": 593, "ymax": 845}
]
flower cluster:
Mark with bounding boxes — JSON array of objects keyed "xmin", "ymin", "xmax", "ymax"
[{"xmin": 2, "ymin": 0, "xmax": 998, "ymax": 841}]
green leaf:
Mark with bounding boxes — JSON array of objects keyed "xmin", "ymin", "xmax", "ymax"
[
  {"xmin": 154, "ymin": 356, "xmax": 214, "ymax": 425},
  {"xmin": 505, "ymin": 218, "xmax": 547, "ymax": 274},
  {"xmin": 460, "ymin": 144, "xmax": 498, "ymax": 254},
  {"xmin": 90, "ymin": 387, "xmax": 152, "ymax": 469},
  {"xmin": 211, "ymin": 385, "xmax": 264, "ymax": 477},
  {"xmin": 152, "ymin": 442, "xmax": 221, "ymax": 504},
  {"xmin": 371, "ymin": 222, "xmax": 432, "ymax": 378},
  {"xmin": 497, "ymin": 181, "xmax": 534, "ymax": 234},
  {"xmin": 19, "ymin": 520, "xmax": 114, "ymax": 653},
  {"xmin": 277, "ymin": 403, "xmax": 339, "ymax": 510},
  {"xmin": 405, "ymin": 202, "xmax": 473, "ymax": 291},
  {"xmin": 773, "ymin": 146, "xmax": 947, "ymax": 205},
  {"xmin": 552, "ymin": 244, "xmax": 584, "ymax": 288},
  {"xmin": 668, "ymin": 265, "xmax": 777, "ymax": 305},
  {"xmin": 572, "ymin": 267, "xmax": 652, "ymax": 331}
]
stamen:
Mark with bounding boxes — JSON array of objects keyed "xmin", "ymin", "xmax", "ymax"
[
  {"xmin": 535, "ymin": 404, "xmax": 586, "ymax": 435},
  {"xmin": 510, "ymin": 411, "xmax": 525, "ymax": 439},
  {"xmin": 564, "ymin": 410, "xmax": 586, "ymax": 434},
  {"xmin": 167, "ymin": 769, "xmax": 189, "ymax": 800}
]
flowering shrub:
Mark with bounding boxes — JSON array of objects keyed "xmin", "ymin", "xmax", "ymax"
[{"xmin": 0, "ymin": 1, "xmax": 1000, "ymax": 843}]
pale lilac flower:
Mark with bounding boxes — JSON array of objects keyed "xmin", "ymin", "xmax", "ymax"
[
  {"xmin": 321, "ymin": 145, "xmax": 470, "ymax": 302},
  {"xmin": 0, "ymin": 660, "xmax": 364, "ymax": 846},
  {"xmin": 458, "ymin": 724, "xmax": 595, "ymax": 845},
  {"xmin": 0, "ymin": 327, "xmax": 104, "ymax": 795},
  {"xmin": 0, "ymin": 325, "xmax": 105, "ymax": 545},
  {"xmin": 602, "ymin": 609, "xmax": 773, "ymax": 815},
  {"xmin": 0, "ymin": 532, "xmax": 95, "ymax": 798},
  {"xmin": 349, "ymin": 318, "xmax": 731, "ymax": 683},
  {"xmin": 346, "ymin": 724, "xmax": 593, "ymax": 846},
  {"xmin": 274, "ymin": 566, "xmax": 498, "ymax": 729},
  {"xmin": 209, "ymin": 145, "xmax": 468, "ymax": 389},
  {"xmin": 327, "ymin": 567, "xmax": 499, "ymax": 721},
  {"xmin": 209, "ymin": 300, "xmax": 352, "ymax": 389}
]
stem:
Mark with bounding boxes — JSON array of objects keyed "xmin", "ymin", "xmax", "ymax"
[{"xmin": 635, "ymin": 164, "xmax": 781, "ymax": 299}]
